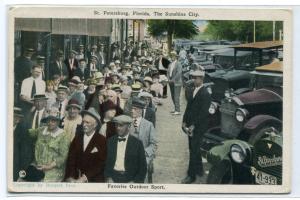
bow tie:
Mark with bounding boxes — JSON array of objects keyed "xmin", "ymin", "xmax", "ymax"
[{"xmin": 118, "ymin": 137, "xmax": 126, "ymax": 142}]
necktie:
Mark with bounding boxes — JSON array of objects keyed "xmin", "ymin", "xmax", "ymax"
[
  {"xmin": 118, "ymin": 137, "xmax": 126, "ymax": 142},
  {"xmin": 35, "ymin": 111, "xmax": 40, "ymax": 129},
  {"xmin": 58, "ymin": 102, "xmax": 62, "ymax": 118},
  {"xmin": 133, "ymin": 118, "xmax": 139, "ymax": 134},
  {"xmin": 31, "ymin": 80, "xmax": 36, "ymax": 98}
]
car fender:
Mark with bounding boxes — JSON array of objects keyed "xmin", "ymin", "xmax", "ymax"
[
  {"xmin": 207, "ymin": 139, "xmax": 246, "ymax": 165},
  {"xmin": 238, "ymin": 115, "xmax": 282, "ymax": 141}
]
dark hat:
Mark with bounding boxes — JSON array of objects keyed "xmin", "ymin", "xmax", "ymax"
[
  {"xmin": 69, "ymin": 76, "xmax": 81, "ymax": 85},
  {"xmin": 57, "ymin": 50, "xmax": 64, "ymax": 56},
  {"xmin": 90, "ymin": 55, "xmax": 98, "ymax": 60},
  {"xmin": 31, "ymin": 94, "xmax": 48, "ymax": 101},
  {"xmin": 57, "ymin": 85, "xmax": 69, "ymax": 93},
  {"xmin": 81, "ymin": 107, "xmax": 101, "ymax": 125},
  {"xmin": 112, "ymin": 115, "xmax": 133, "ymax": 124},
  {"xmin": 25, "ymin": 48, "xmax": 35, "ymax": 53},
  {"xmin": 132, "ymin": 96, "xmax": 146, "ymax": 109},
  {"xmin": 19, "ymin": 165, "xmax": 45, "ymax": 182},
  {"xmin": 41, "ymin": 107, "xmax": 61, "ymax": 123},
  {"xmin": 66, "ymin": 99, "xmax": 82, "ymax": 111},
  {"xmin": 14, "ymin": 107, "xmax": 24, "ymax": 118},
  {"xmin": 101, "ymin": 100, "xmax": 117, "ymax": 113},
  {"xmin": 111, "ymin": 84, "xmax": 122, "ymax": 93},
  {"xmin": 70, "ymin": 50, "xmax": 77, "ymax": 55},
  {"xmin": 36, "ymin": 55, "xmax": 45, "ymax": 64}
]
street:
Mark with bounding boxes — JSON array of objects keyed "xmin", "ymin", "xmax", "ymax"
[{"xmin": 152, "ymin": 87, "xmax": 209, "ymax": 184}]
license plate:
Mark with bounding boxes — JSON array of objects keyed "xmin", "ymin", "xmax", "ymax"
[{"xmin": 255, "ymin": 170, "xmax": 277, "ymax": 185}]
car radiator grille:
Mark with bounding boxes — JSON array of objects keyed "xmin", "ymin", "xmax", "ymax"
[
  {"xmin": 219, "ymin": 102, "xmax": 243, "ymax": 137},
  {"xmin": 254, "ymin": 149, "xmax": 282, "ymax": 184}
]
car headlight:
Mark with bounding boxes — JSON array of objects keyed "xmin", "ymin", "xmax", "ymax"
[
  {"xmin": 235, "ymin": 108, "xmax": 249, "ymax": 122},
  {"xmin": 209, "ymin": 102, "xmax": 218, "ymax": 114},
  {"xmin": 230, "ymin": 144, "xmax": 247, "ymax": 163}
]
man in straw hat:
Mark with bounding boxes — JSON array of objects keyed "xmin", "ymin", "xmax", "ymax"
[
  {"xmin": 104, "ymin": 115, "xmax": 147, "ymax": 183},
  {"xmin": 167, "ymin": 51, "xmax": 182, "ymax": 115},
  {"xmin": 65, "ymin": 107, "xmax": 106, "ymax": 183},
  {"xmin": 181, "ymin": 68, "xmax": 211, "ymax": 184}
]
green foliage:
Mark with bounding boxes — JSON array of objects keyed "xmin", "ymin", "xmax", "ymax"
[
  {"xmin": 147, "ymin": 20, "xmax": 199, "ymax": 39},
  {"xmin": 205, "ymin": 20, "xmax": 283, "ymax": 42}
]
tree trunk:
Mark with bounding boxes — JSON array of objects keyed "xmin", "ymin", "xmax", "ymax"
[{"xmin": 167, "ymin": 31, "xmax": 173, "ymax": 55}]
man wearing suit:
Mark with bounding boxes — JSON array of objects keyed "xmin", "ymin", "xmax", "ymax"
[
  {"xmin": 64, "ymin": 50, "xmax": 79, "ymax": 79},
  {"xmin": 73, "ymin": 59, "xmax": 90, "ymax": 82},
  {"xmin": 104, "ymin": 115, "xmax": 147, "ymax": 183},
  {"xmin": 49, "ymin": 50, "xmax": 69, "ymax": 83},
  {"xmin": 138, "ymin": 92, "xmax": 156, "ymax": 127},
  {"xmin": 64, "ymin": 107, "xmax": 107, "ymax": 183},
  {"xmin": 154, "ymin": 51, "xmax": 170, "ymax": 98},
  {"xmin": 129, "ymin": 98, "xmax": 157, "ymax": 183},
  {"xmin": 181, "ymin": 69, "xmax": 212, "ymax": 184},
  {"xmin": 98, "ymin": 43, "xmax": 106, "ymax": 71},
  {"xmin": 167, "ymin": 51, "xmax": 182, "ymax": 115}
]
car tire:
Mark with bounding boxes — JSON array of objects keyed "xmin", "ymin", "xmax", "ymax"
[{"xmin": 206, "ymin": 159, "xmax": 232, "ymax": 184}]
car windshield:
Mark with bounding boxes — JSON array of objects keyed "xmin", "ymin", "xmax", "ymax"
[{"xmin": 251, "ymin": 72, "xmax": 283, "ymax": 89}]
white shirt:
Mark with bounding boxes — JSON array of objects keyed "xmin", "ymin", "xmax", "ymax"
[
  {"xmin": 20, "ymin": 77, "xmax": 46, "ymax": 98},
  {"xmin": 31, "ymin": 108, "xmax": 45, "ymax": 129},
  {"xmin": 169, "ymin": 61, "xmax": 176, "ymax": 79},
  {"xmin": 113, "ymin": 134, "xmax": 129, "ymax": 171},
  {"xmin": 193, "ymin": 85, "xmax": 203, "ymax": 98},
  {"xmin": 83, "ymin": 131, "xmax": 95, "ymax": 151}
]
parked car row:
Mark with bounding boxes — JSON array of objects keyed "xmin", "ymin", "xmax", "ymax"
[{"xmin": 182, "ymin": 40, "xmax": 283, "ymax": 185}]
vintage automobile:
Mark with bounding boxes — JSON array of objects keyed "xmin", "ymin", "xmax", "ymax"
[
  {"xmin": 206, "ymin": 127, "xmax": 282, "ymax": 184},
  {"xmin": 203, "ymin": 61, "xmax": 283, "ymax": 184}
]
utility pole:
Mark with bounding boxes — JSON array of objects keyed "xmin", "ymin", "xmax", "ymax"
[
  {"xmin": 273, "ymin": 21, "xmax": 276, "ymax": 41},
  {"xmin": 253, "ymin": 21, "xmax": 256, "ymax": 43}
]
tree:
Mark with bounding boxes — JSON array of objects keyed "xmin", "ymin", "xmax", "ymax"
[
  {"xmin": 205, "ymin": 20, "xmax": 283, "ymax": 43},
  {"xmin": 147, "ymin": 20, "xmax": 199, "ymax": 53}
]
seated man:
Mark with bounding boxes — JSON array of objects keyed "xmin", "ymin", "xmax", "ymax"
[
  {"xmin": 104, "ymin": 115, "xmax": 147, "ymax": 183},
  {"xmin": 64, "ymin": 107, "xmax": 106, "ymax": 183}
]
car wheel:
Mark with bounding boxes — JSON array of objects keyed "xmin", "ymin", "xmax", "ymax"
[{"xmin": 206, "ymin": 160, "xmax": 232, "ymax": 184}]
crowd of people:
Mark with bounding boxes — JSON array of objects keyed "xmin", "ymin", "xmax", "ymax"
[{"xmin": 12, "ymin": 41, "xmax": 185, "ymax": 183}]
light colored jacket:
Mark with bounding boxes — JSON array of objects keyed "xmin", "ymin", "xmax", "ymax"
[
  {"xmin": 130, "ymin": 118, "xmax": 158, "ymax": 162},
  {"xmin": 167, "ymin": 60, "xmax": 182, "ymax": 86}
]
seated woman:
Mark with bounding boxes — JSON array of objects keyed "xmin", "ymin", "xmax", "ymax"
[
  {"xmin": 99, "ymin": 100, "xmax": 118, "ymax": 139},
  {"xmin": 28, "ymin": 107, "xmax": 70, "ymax": 182}
]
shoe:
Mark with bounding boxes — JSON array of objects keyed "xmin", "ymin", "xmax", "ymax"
[
  {"xmin": 181, "ymin": 176, "xmax": 196, "ymax": 184},
  {"xmin": 172, "ymin": 111, "xmax": 181, "ymax": 115}
]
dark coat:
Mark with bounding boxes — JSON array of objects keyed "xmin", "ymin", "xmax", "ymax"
[
  {"xmin": 73, "ymin": 67, "xmax": 91, "ymax": 82},
  {"xmin": 64, "ymin": 58, "xmax": 79, "ymax": 79},
  {"xmin": 48, "ymin": 60, "xmax": 69, "ymax": 80},
  {"xmin": 104, "ymin": 134, "xmax": 147, "ymax": 183},
  {"xmin": 13, "ymin": 121, "xmax": 35, "ymax": 181},
  {"xmin": 183, "ymin": 86, "xmax": 212, "ymax": 135},
  {"xmin": 144, "ymin": 106, "xmax": 156, "ymax": 127},
  {"xmin": 154, "ymin": 57, "xmax": 170, "ymax": 70},
  {"xmin": 64, "ymin": 126, "xmax": 107, "ymax": 182},
  {"xmin": 14, "ymin": 56, "xmax": 33, "ymax": 85}
]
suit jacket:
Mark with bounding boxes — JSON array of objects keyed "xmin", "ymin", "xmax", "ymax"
[
  {"xmin": 24, "ymin": 109, "xmax": 48, "ymax": 129},
  {"xmin": 14, "ymin": 56, "xmax": 33, "ymax": 84},
  {"xmin": 104, "ymin": 134, "xmax": 147, "ymax": 183},
  {"xmin": 155, "ymin": 57, "xmax": 170, "ymax": 70},
  {"xmin": 49, "ymin": 60, "xmax": 69, "ymax": 80},
  {"xmin": 64, "ymin": 126, "xmax": 107, "ymax": 182},
  {"xmin": 144, "ymin": 107, "xmax": 156, "ymax": 127},
  {"xmin": 183, "ymin": 86, "xmax": 212, "ymax": 135},
  {"xmin": 73, "ymin": 67, "xmax": 91, "ymax": 82},
  {"xmin": 167, "ymin": 60, "xmax": 182, "ymax": 86},
  {"xmin": 64, "ymin": 58, "xmax": 79, "ymax": 79},
  {"xmin": 130, "ymin": 118, "xmax": 157, "ymax": 161}
]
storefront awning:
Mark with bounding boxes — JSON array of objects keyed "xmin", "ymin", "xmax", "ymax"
[{"xmin": 15, "ymin": 18, "xmax": 112, "ymax": 37}]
